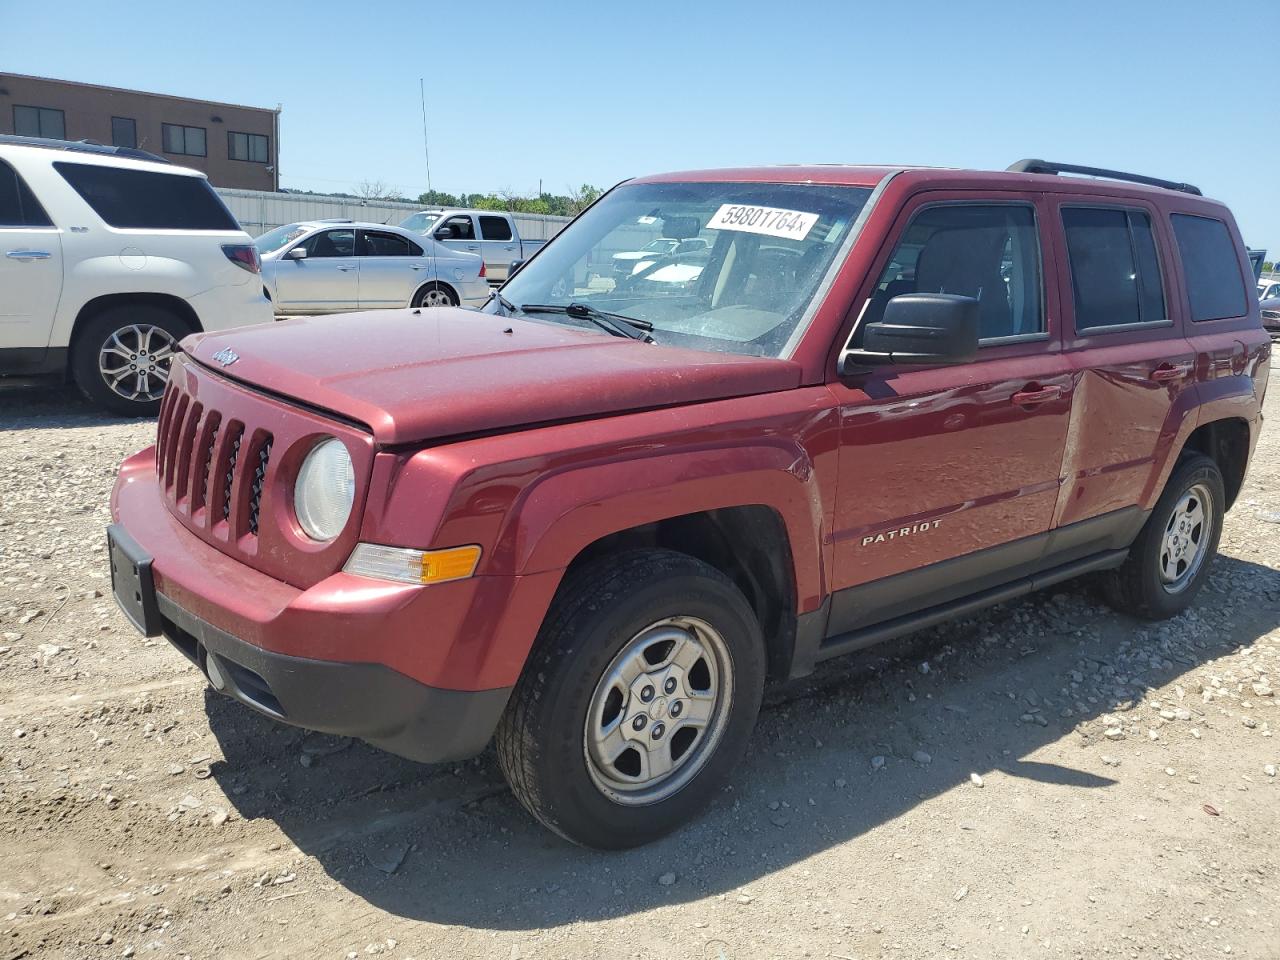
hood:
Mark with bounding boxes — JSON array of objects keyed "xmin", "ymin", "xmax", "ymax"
[{"xmin": 184, "ymin": 309, "xmax": 801, "ymax": 445}]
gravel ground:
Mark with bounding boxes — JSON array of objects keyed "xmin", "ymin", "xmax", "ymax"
[{"xmin": 1, "ymin": 378, "xmax": 1278, "ymax": 960}]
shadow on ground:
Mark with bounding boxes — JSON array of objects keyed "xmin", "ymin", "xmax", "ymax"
[
  {"xmin": 202, "ymin": 553, "xmax": 1280, "ymax": 931},
  {"xmin": 0, "ymin": 384, "xmax": 143, "ymax": 431}
]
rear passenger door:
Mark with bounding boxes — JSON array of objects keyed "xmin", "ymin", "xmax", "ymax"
[
  {"xmin": 1051, "ymin": 199, "xmax": 1196, "ymax": 528},
  {"xmin": 826, "ymin": 193, "xmax": 1075, "ymax": 635},
  {"xmin": 356, "ymin": 229, "xmax": 426, "ymax": 308},
  {"xmin": 477, "ymin": 214, "xmax": 518, "ymax": 282}
]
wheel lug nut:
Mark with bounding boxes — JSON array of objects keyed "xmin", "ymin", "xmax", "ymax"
[
  {"xmin": 640, "ymin": 685, "xmax": 655, "ymax": 702},
  {"xmin": 664, "ymin": 677, "xmax": 677, "ymax": 694},
  {"xmin": 669, "ymin": 701, "xmax": 683, "ymax": 718},
  {"xmin": 651, "ymin": 722, "xmax": 665, "ymax": 740},
  {"xmin": 632, "ymin": 715, "xmax": 646, "ymax": 731}
]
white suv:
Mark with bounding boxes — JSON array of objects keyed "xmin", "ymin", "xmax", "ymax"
[{"xmin": 0, "ymin": 135, "xmax": 272, "ymax": 415}]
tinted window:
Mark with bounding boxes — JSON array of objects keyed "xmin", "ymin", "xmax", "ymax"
[
  {"xmin": 359, "ymin": 231, "xmax": 418, "ymax": 256},
  {"xmin": 438, "ymin": 215, "xmax": 475, "ymax": 241},
  {"xmin": 228, "ymin": 131, "xmax": 269, "ymax": 163},
  {"xmin": 301, "ymin": 229, "xmax": 356, "ymax": 257},
  {"xmin": 479, "ymin": 215, "xmax": 513, "ymax": 241},
  {"xmin": 864, "ymin": 203, "xmax": 1043, "ymax": 340},
  {"xmin": 1171, "ymin": 214, "xmax": 1248, "ymax": 321},
  {"xmin": 111, "ymin": 117, "xmax": 137, "ymax": 149},
  {"xmin": 14, "ymin": 105, "xmax": 65, "ymax": 139},
  {"xmin": 162, "ymin": 123, "xmax": 206, "ymax": 157},
  {"xmin": 1062, "ymin": 207, "xmax": 1166, "ymax": 330},
  {"xmin": 54, "ymin": 162, "xmax": 238, "ymax": 230},
  {"xmin": 0, "ymin": 160, "xmax": 53, "ymax": 228}
]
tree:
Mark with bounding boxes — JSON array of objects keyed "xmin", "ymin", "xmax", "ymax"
[
  {"xmin": 356, "ymin": 179, "xmax": 405, "ymax": 202},
  {"xmin": 565, "ymin": 184, "xmax": 603, "ymax": 216}
]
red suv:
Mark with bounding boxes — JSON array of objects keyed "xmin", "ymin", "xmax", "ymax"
[{"xmin": 109, "ymin": 160, "xmax": 1269, "ymax": 848}]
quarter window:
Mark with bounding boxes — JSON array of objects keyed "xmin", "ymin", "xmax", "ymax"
[
  {"xmin": 162, "ymin": 123, "xmax": 207, "ymax": 157},
  {"xmin": 53, "ymin": 162, "xmax": 238, "ymax": 230},
  {"xmin": 478, "ymin": 215, "xmax": 513, "ymax": 241},
  {"xmin": 14, "ymin": 105, "xmax": 65, "ymax": 139},
  {"xmin": 111, "ymin": 117, "xmax": 137, "ymax": 149},
  {"xmin": 1062, "ymin": 207, "xmax": 1167, "ymax": 330},
  {"xmin": 864, "ymin": 203, "xmax": 1043, "ymax": 341},
  {"xmin": 0, "ymin": 159, "xmax": 53, "ymax": 227},
  {"xmin": 300, "ymin": 229, "xmax": 356, "ymax": 258},
  {"xmin": 228, "ymin": 131, "xmax": 269, "ymax": 163},
  {"xmin": 1171, "ymin": 214, "xmax": 1247, "ymax": 322}
]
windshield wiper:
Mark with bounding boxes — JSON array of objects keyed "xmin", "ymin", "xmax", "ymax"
[
  {"xmin": 486, "ymin": 290, "xmax": 518, "ymax": 315},
  {"xmin": 519, "ymin": 303, "xmax": 654, "ymax": 342}
]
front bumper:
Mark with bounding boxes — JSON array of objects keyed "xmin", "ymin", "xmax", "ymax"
[{"xmin": 154, "ymin": 589, "xmax": 509, "ymax": 762}]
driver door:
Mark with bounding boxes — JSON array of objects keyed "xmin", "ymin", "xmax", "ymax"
[
  {"xmin": 274, "ymin": 228, "xmax": 358, "ymax": 313},
  {"xmin": 825, "ymin": 193, "xmax": 1077, "ymax": 636}
]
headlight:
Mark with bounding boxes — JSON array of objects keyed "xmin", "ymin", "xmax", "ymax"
[{"xmin": 293, "ymin": 437, "xmax": 355, "ymax": 541}]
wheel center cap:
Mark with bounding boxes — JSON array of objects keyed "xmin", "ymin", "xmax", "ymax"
[{"xmin": 649, "ymin": 696, "xmax": 667, "ymax": 720}]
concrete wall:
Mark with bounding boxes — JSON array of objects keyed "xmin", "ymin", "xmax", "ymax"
[{"xmin": 0, "ymin": 73, "xmax": 278, "ymax": 191}]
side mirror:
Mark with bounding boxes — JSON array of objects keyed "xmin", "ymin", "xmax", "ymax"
[
  {"xmin": 838, "ymin": 293, "xmax": 979, "ymax": 375},
  {"xmin": 508, "ymin": 258, "xmax": 525, "ymax": 278},
  {"xmin": 434, "ymin": 227, "xmax": 455, "ymax": 240},
  {"xmin": 286, "ymin": 247, "xmax": 308, "ymax": 260}
]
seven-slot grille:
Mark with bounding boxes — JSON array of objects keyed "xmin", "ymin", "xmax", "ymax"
[{"xmin": 156, "ymin": 381, "xmax": 271, "ymax": 539}]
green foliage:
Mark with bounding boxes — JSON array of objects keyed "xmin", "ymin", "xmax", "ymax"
[{"xmin": 415, "ymin": 184, "xmax": 604, "ymax": 217}]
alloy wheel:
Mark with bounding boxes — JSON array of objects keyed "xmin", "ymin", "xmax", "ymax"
[
  {"xmin": 1159, "ymin": 482, "xmax": 1213, "ymax": 593},
  {"xmin": 97, "ymin": 323, "xmax": 178, "ymax": 403}
]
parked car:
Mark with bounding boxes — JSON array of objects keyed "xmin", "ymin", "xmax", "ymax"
[
  {"xmin": 612, "ymin": 237, "xmax": 711, "ymax": 280},
  {"xmin": 1261, "ymin": 294, "xmax": 1280, "ymax": 334},
  {"xmin": 0, "ymin": 134, "xmax": 272, "ymax": 415},
  {"xmin": 110, "ymin": 158, "xmax": 1267, "ymax": 848},
  {"xmin": 399, "ymin": 209, "xmax": 549, "ymax": 283},
  {"xmin": 1257, "ymin": 278, "xmax": 1280, "ymax": 301},
  {"xmin": 255, "ymin": 220, "xmax": 489, "ymax": 314}
]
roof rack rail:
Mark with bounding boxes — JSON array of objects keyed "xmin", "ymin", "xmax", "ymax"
[
  {"xmin": 1006, "ymin": 158, "xmax": 1201, "ymax": 196},
  {"xmin": 0, "ymin": 134, "xmax": 169, "ymax": 165}
]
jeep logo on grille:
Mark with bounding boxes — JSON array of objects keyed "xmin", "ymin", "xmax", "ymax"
[{"xmin": 211, "ymin": 347, "xmax": 239, "ymax": 367}]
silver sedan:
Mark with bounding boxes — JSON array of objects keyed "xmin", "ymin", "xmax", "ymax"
[{"xmin": 255, "ymin": 220, "xmax": 490, "ymax": 314}]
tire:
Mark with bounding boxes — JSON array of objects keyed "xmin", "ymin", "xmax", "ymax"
[
  {"xmin": 71, "ymin": 304, "xmax": 191, "ymax": 417},
  {"xmin": 412, "ymin": 282, "xmax": 458, "ymax": 308},
  {"xmin": 496, "ymin": 549, "xmax": 766, "ymax": 849},
  {"xmin": 1103, "ymin": 454, "xmax": 1225, "ymax": 619}
]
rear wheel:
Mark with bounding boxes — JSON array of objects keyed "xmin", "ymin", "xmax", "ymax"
[
  {"xmin": 1103, "ymin": 454, "xmax": 1224, "ymax": 619},
  {"xmin": 412, "ymin": 283, "xmax": 458, "ymax": 308},
  {"xmin": 496, "ymin": 549, "xmax": 765, "ymax": 848},
  {"xmin": 71, "ymin": 304, "xmax": 191, "ymax": 416}
]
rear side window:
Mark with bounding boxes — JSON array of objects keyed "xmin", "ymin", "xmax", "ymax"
[
  {"xmin": 479, "ymin": 215, "xmax": 513, "ymax": 241},
  {"xmin": 358, "ymin": 230, "xmax": 420, "ymax": 256},
  {"xmin": 53, "ymin": 162, "xmax": 239, "ymax": 231},
  {"xmin": 1171, "ymin": 214, "xmax": 1247, "ymax": 321},
  {"xmin": 1062, "ymin": 207, "xmax": 1166, "ymax": 330},
  {"xmin": 0, "ymin": 159, "xmax": 53, "ymax": 227}
]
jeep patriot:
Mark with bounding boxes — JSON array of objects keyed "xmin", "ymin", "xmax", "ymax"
[{"xmin": 109, "ymin": 160, "xmax": 1269, "ymax": 847}]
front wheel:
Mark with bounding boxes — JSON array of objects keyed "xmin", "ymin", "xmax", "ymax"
[
  {"xmin": 412, "ymin": 282, "xmax": 458, "ymax": 308},
  {"xmin": 1103, "ymin": 453, "xmax": 1225, "ymax": 619},
  {"xmin": 71, "ymin": 305, "xmax": 191, "ymax": 416},
  {"xmin": 496, "ymin": 549, "xmax": 765, "ymax": 848}
]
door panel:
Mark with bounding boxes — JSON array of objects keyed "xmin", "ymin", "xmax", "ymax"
[
  {"xmin": 1051, "ymin": 198, "xmax": 1195, "ymax": 525},
  {"xmin": 826, "ymin": 191, "xmax": 1072, "ymax": 636},
  {"xmin": 477, "ymin": 214, "xmax": 517, "ymax": 281},
  {"xmin": 357, "ymin": 230, "xmax": 424, "ymax": 308},
  {"xmin": 274, "ymin": 229, "xmax": 358, "ymax": 312},
  {"xmin": 434, "ymin": 214, "xmax": 482, "ymax": 264},
  {"xmin": 0, "ymin": 227, "xmax": 63, "ymax": 349}
]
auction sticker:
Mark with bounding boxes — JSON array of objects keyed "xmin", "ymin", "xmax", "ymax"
[{"xmin": 706, "ymin": 203, "xmax": 819, "ymax": 241}]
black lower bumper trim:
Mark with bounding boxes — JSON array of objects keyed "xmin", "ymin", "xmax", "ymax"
[{"xmin": 155, "ymin": 593, "xmax": 511, "ymax": 764}]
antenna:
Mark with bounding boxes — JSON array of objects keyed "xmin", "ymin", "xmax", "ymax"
[{"xmin": 418, "ymin": 78, "xmax": 439, "ymax": 308}]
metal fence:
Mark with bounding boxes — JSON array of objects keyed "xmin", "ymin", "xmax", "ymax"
[{"xmin": 214, "ymin": 187, "xmax": 571, "ymax": 241}]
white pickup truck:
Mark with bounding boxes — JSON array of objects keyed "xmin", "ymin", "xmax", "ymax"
[{"xmin": 399, "ymin": 209, "xmax": 550, "ymax": 283}]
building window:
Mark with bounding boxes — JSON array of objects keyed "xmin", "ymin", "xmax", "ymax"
[
  {"xmin": 14, "ymin": 105, "xmax": 66, "ymax": 140},
  {"xmin": 111, "ymin": 117, "xmax": 137, "ymax": 149},
  {"xmin": 227, "ymin": 131, "xmax": 269, "ymax": 163},
  {"xmin": 161, "ymin": 123, "xmax": 206, "ymax": 157}
]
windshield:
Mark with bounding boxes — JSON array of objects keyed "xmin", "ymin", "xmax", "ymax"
[
  {"xmin": 255, "ymin": 223, "xmax": 310, "ymax": 255},
  {"xmin": 400, "ymin": 211, "xmax": 440, "ymax": 234},
  {"xmin": 493, "ymin": 181, "xmax": 872, "ymax": 357}
]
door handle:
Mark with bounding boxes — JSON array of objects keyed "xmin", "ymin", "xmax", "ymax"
[
  {"xmin": 336, "ymin": 265, "xmax": 353, "ymax": 272},
  {"xmin": 1011, "ymin": 385, "xmax": 1063, "ymax": 406},
  {"xmin": 410, "ymin": 264, "xmax": 424, "ymax": 270},
  {"xmin": 466, "ymin": 244, "xmax": 479, "ymax": 250},
  {"xmin": 6, "ymin": 250, "xmax": 51, "ymax": 261},
  {"xmin": 504, "ymin": 246, "xmax": 515, "ymax": 251},
  {"xmin": 1150, "ymin": 362, "xmax": 1191, "ymax": 383}
]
